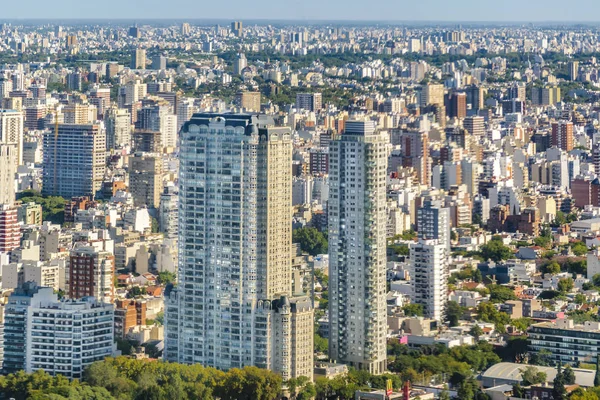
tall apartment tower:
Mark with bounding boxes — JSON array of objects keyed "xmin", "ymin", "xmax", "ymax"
[
  {"xmin": 463, "ymin": 116, "xmax": 485, "ymax": 137},
  {"xmin": 231, "ymin": 21, "xmax": 243, "ymax": 37},
  {"xmin": 159, "ymin": 183, "xmax": 178, "ymax": 240},
  {"xmin": 42, "ymin": 124, "xmax": 106, "ymax": 198},
  {"xmin": 296, "ymin": 93, "xmax": 323, "ymax": 112},
  {"xmin": 551, "ymin": 121, "xmax": 574, "ymax": 152},
  {"xmin": 3, "ymin": 283, "xmax": 114, "ymax": 378},
  {"xmin": 417, "ymin": 198, "xmax": 451, "ymax": 252},
  {"xmin": 131, "ymin": 48, "xmax": 146, "ymax": 70},
  {"xmin": 129, "ymin": 152, "xmax": 164, "ymax": 209},
  {"xmin": 0, "ymin": 204, "xmax": 20, "ymax": 253},
  {"xmin": 0, "ymin": 110, "xmax": 24, "ymax": 168},
  {"xmin": 410, "ymin": 239, "xmax": 448, "ymax": 321},
  {"xmin": 399, "ymin": 128, "xmax": 430, "ymax": 185},
  {"xmin": 0, "ymin": 144, "xmax": 16, "ymax": 205},
  {"xmin": 165, "ymin": 113, "xmax": 313, "ymax": 380},
  {"xmin": 419, "ymin": 84, "xmax": 444, "ymax": 107},
  {"xmin": 412, "ymin": 198, "xmax": 451, "ymax": 321},
  {"xmin": 328, "ymin": 120, "xmax": 388, "ymax": 374},
  {"xmin": 68, "ymin": 246, "xmax": 115, "ymax": 303},
  {"xmin": 105, "ymin": 107, "xmax": 131, "ymax": 149}
]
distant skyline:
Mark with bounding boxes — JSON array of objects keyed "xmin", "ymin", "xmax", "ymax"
[{"xmin": 4, "ymin": 0, "xmax": 600, "ymax": 23}]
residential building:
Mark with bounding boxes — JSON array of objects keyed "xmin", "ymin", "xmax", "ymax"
[
  {"xmin": 328, "ymin": 119, "xmax": 388, "ymax": 374},
  {"xmin": 296, "ymin": 93, "xmax": 323, "ymax": 112},
  {"xmin": 551, "ymin": 121, "xmax": 574, "ymax": 152},
  {"xmin": 0, "ymin": 144, "xmax": 16, "ymax": 205},
  {"xmin": 236, "ymin": 91, "xmax": 261, "ymax": 112},
  {"xmin": 0, "ymin": 204, "xmax": 20, "ymax": 253},
  {"xmin": 68, "ymin": 246, "xmax": 115, "ymax": 303},
  {"xmin": 529, "ymin": 319, "xmax": 600, "ymax": 365},
  {"xmin": 105, "ymin": 108, "xmax": 131, "ymax": 149},
  {"xmin": 165, "ymin": 113, "xmax": 313, "ymax": 380},
  {"xmin": 131, "ymin": 48, "xmax": 146, "ymax": 69},
  {"xmin": 42, "ymin": 124, "xmax": 106, "ymax": 198},
  {"xmin": 129, "ymin": 152, "xmax": 163, "ymax": 209},
  {"xmin": 3, "ymin": 283, "xmax": 114, "ymax": 379},
  {"xmin": 0, "ymin": 110, "xmax": 24, "ymax": 167}
]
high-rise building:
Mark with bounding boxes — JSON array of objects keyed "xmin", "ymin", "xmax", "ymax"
[
  {"xmin": 129, "ymin": 152, "xmax": 163, "ymax": 209},
  {"xmin": 399, "ymin": 128, "xmax": 430, "ymax": 185},
  {"xmin": 0, "ymin": 204, "xmax": 20, "ymax": 253},
  {"xmin": 165, "ymin": 113, "xmax": 313, "ymax": 380},
  {"xmin": 137, "ymin": 105, "xmax": 177, "ymax": 149},
  {"xmin": 176, "ymin": 98, "xmax": 197, "ymax": 131},
  {"xmin": 68, "ymin": 246, "xmax": 115, "ymax": 303},
  {"xmin": 128, "ymin": 26, "xmax": 141, "ymax": 38},
  {"xmin": 463, "ymin": 116, "xmax": 485, "ymax": 137},
  {"xmin": 105, "ymin": 107, "xmax": 131, "ymax": 149},
  {"xmin": 445, "ymin": 92, "xmax": 467, "ymax": 119},
  {"xmin": 159, "ymin": 183, "xmax": 178, "ymax": 240},
  {"xmin": 551, "ymin": 121, "xmax": 574, "ymax": 152},
  {"xmin": 42, "ymin": 123, "xmax": 106, "ymax": 198},
  {"xmin": 233, "ymin": 53, "xmax": 247, "ymax": 75},
  {"xmin": 152, "ymin": 54, "xmax": 167, "ymax": 70},
  {"xmin": 181, "ymin": 22, "xmax": 191, "ymax": 36},
  {"xmin": 236, "ymin": 91, "xmax": 262, "ymax": 112},
  {"xmin": 532, "ymin": 86, "xmax": 561, "ymax": 106},
  {"xmin": 0, "ymin": 109, "xmax": 24, "ymax": 168},
  {"xmin": 3, "ymin": 283, "xmax": 114, "ymax": 378},
  {"xmin": 0, "ymin": 144, "xmax": 16, "ymax": 205},
  {"xmin": 296, "ymin": 93, "xmax": 323, "ymax": 112},
  {"xmin": 131, "ymin": 48, "xmax": 146, "ymax": 70},
  {"xmin": 410, "ymin": 240, "xmax": 448, "ymax": 321},
  {"xmin": 464, "ymin": 84, "xmax": 484, "ymax": 111},
  {"xmin": 419, "ymin": 84, "xmax": 445, "ymax": 107},
  {"xmin": 66, "ymin": 71, "xmax": 83, "ymax": 91},
  {"xmin": 231, "ymin": 21, "xmax": 243, "ymax": 37},
  {"xmin": 569, "ymin": 60, "xmax": 579, "ymax": 81},
  {"xmin": 328, "ymin": 120, "xmax": 388, "ymax": 374},
  {"xmin": 417, "ymin": 199, "xmax": 451, "ymax": 253},
  {"xmin": 133, "ymin": 130, "xmax": 162, "ymax": 153}
]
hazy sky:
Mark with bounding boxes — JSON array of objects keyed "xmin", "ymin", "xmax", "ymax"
[{"xmin": 4, "ymin": 0, "xmax": 600, "ymax": 22}]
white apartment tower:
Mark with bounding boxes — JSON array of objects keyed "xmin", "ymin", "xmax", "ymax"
[
  {"xmin": 328, "ymin": 120, "xmax": 388, "ymax": 374},
  {"xmin": 105, "ymin": 107, "xmax": 131, "ymax": 149},
  {"xmin": 3, "ymin": 283, "xmax": 114, "ymax": 379},
  {"xmin": 410, "ymin": 240, "xmax": 448, "ymax": 321},
  {"xmin": 165, "ymin": 113, "xmax": 313, "ymax": 380}
]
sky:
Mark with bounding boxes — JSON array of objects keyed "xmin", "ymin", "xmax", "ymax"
[{"xmin": 4, "ymin": 0, "xmax": 600, "ymax": 22}]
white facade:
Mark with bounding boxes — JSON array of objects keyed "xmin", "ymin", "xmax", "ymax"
[
  {"xmin": 0, "ymin": 110, "xmax": 24, "ymax": 167},
  {"xmin": 410, "ymin": 239, "xmax": 448, "ymax": 321},
  {"xmin": 3, "ymin": 284, "xmax": 114, "ymax": 379}
]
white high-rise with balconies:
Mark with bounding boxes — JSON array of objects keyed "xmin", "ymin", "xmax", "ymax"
[
  {"xmin": 165, "ymin": 113, "xmax": 313, "ymax": 380},
  {"xmin": 410, "ymin": 240, "xmax": 448, "ymax": 321},
  {"xmin": 328, "ymin": 119, "xmax": 388, "ymax": 374}
]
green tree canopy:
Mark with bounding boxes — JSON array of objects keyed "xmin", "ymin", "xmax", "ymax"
[
  {"xmin": 480, "ymin": 239, "xmax": 513, "ymax": 262},
  {"xmin": 293, "ymin": 227, "xmax": 328, "ymax": 256}
]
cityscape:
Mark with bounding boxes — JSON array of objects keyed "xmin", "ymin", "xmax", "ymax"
[{"xmin": 4, "ymin": 9, "xmax": 600, "ymax": 400}]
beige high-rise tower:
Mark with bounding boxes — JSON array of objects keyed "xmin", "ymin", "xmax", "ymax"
[
  {"xmin": 165, "ymin": 113, "xmax": 313, "ymax": 381},
  {"xmin": 129, "ymin": 152, "xmax": 163, "ymax": 209},
  {"xmin": 329, "ymin": 119, "xmax": 388, "ymax": 374}
]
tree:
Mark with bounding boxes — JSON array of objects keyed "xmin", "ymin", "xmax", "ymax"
[
  {"xmin": 513, "ymin": 383, "xmax": 525, "ymax": 397},
  {"xmin": 511, "ymin": 318, "xmax": 532, "ymax": 332},
  {"xmin": 530, "ymin": 349, "xmax": 553, "ymax": 367},
  {"xmin": 572, "ymin": 242, "xmax": 589, "ymax": 257},
  {"xmin": 157, "ymin": 271, "xmax": 176, "ymax": 285},
  {"xmin": 489, "ymin": 285, "xmax": 517, "ymax": 303},
  {"xmin": 445, "ymin": 301, "xmax": 465, "ymax": 327},
  {"xmin": 403, "ymin": 303, "xmax": 424, "ymax": 317},
  {"xmin": 595, "ymin": 354, "xmax": 600, "ymax": 386},
  {"xmin": 292, "ymin": 227, "xmax": 328, "ymax": 256},
  {"xmin": 544, "ymin": 261, "xmax": 561, "ymax": 275},
  {"xmin": 564, "ymin": 365, "xmax": 576, "ymax": 385},
  {"xmin": 553, "ymin": 362, "xmax": 567, "ymax": 400},
  {"xmin": 314, "ymin": 333, "xmax": 328, "ymax": 354},
  {"xmin": 480, "ymin": 239, "xmax": 513, "ymax": 262},
  {"xmin": 520, "ymin": 366, "xmax": 547, "ymax": 386},
  {"xmin": 575, "ymin": 294, "xmax": 588, "ymax": 304},
  {"xmin": 469, "ymin": 325, "xmax": 484, "ymax": 340},
  {"xmin": 557, "ymin": 278, "xmax": 574, "ymax": 294},
  {"xmin": 534, "ymin": 235, "xmax": 553, "ymax": 249},
  {"xmin": 150, "ymin": 216, "xmax": 159, "ymax": 233}
]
